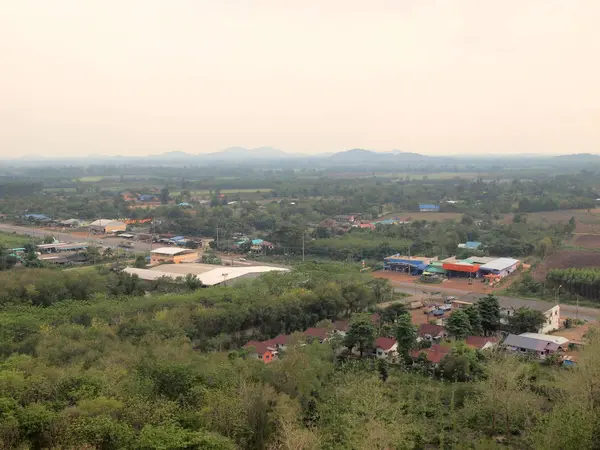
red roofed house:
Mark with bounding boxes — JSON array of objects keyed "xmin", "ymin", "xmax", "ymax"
[
  {"xmin": 411, "ymin": 344, "xmax": 452, "ymax": 365},
  {"xmin": 465, "ymin": 336, "xmax": 498, "ymax": 351},
  {"xmin": 417, "ymin": 324, "xmax": 447, "ymax": 342},
  {"xmin": 243, "ymin": 340, "xmax": 276, "ymax": 364},
  {"xmin": 263, "ymin": 334, "xmax": 290, "ymax": 352},
  {"xmin": 375, "ymin": 337, "xmax": 398, "ymax": 359},
  {"xmin": 304, "ymin": 328, "xmax": 331, "ymax": 343}
]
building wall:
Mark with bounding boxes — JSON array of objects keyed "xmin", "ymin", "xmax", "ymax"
[
  {"xmin": 150, "ymin": 251, "xmax": 199, "ymax": 265},
  {"xmin": 541, "ymin": 305, "xmax": 560, "ymax": 334},
  {"xmin": 105, "ymin": 222, "xmax": 127, "ymax": 233}
]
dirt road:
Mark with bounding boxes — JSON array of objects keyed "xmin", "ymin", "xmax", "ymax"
[{"xmin": 391, "ymin": 280, "xmax": 599, "ymax": 322}]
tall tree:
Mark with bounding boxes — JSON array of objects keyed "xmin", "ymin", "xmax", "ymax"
[
  {"xmin": 160, "ymin": 187, "xmax": 170, "ymax": 204},
  {"xmin": 507, "ymin": 307, "xmax": 547, "ymax": 334},
  {"xmin": 394, "ymin": 314, "xmax": 417, "ymax": 357},
  {"xmin": 463, "ymin": 305, "xmax": 483, "ymax": 336},
  {"xmin": 477, "ymin": 294, "xmax": 502, "ymax": 336},
  {"xmin": 344, "ymin": 313, "xmax": 375, "ymax": 357},
  {"xmin": 446, "ymin": 309, "xmax": 472, "ymax": 340}
]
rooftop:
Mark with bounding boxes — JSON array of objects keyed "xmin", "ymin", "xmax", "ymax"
[
  {"xmin": 465, "ymin": 336, "xmax": 498, "ymax": 349},
  {"xmin": 150, "ymin": 247, "xmax": 196, "ymax": 256},
  {"xmin": 480, "ymin": 258, "xmax": 520, "ymax": 271},
  {"xmin": 124, "ymin": 265, "xmax": 289, "ymax": 286},
  {"xmin": 374, "ymin": 337, "xmax": 397, "ymax": 351},
  {"xmin": 89, "ymin": 219, "xmax": 123, "ymax": 227},
  {"xmin": 519, "ymin": 333, "xmax": 569, "ymax": 345}
]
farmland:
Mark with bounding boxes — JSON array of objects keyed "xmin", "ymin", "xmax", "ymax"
[
  {"xmin": 502, "ymin": 209, "xmax": 600, "ymax": 233},
  {"xmin": 572, "ymin": 234, "xmax": 600, "ymax": 249},
  {"xmin": 532, "ymin": 250, "xmax": 600, "ymax": 281}
]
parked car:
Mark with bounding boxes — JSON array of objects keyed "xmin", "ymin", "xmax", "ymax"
[
  {"xmin": 444, "ymin": 296, "xmax": 456, "ymax": 303},
  {"xmin": 432, "ymin": 309, "xmax": 445, "ymax": 317},
  {"xmin": 440, "ymin": 304, "xmax": 452, "ymax": 311}
]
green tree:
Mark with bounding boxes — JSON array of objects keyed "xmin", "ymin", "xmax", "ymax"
[
  {"xmin": 507, "ymin": 307, "xmax": 547, "ymax": 334},
  {"xmin": 446, "ymin": 309, "xmax": 472, "ymax": 339},
  {"xmin": 160, "ymin": 187, "xmax": 170, "ymax": 204},
  {"xmin": 134, "ymin": 255, "xmax": 147, "ymax": 268},
  {"xmin": 463, "ymin": 305, "xmax": 483, "ymax": 335},
  {"xmin": 394, "ymin": 313, "xmax": 417, "ymax": 357},
  {"xmin": 379, "ymin": 303, "xmax": 408, "ymax": 325},
  {"xmin": 344, "ymin": 313, "xmax": 375, "ymax": 357},
  {"xmin": 478, "ymin": 294, "xmax": 501, "ymax": 336}
]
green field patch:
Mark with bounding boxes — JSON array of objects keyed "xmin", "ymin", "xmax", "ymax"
[{"xmin": 0, "ymin": 232, "xmax": 31, "ymax": 249}]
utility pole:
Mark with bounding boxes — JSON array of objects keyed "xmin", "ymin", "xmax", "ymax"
[
  {"xmin": 216, "ymin": 225, "xmax": 219, "ymax": 250},
  {"xmin": 302, "ymin": 233, "xmax": 305, "ymax": 262}
]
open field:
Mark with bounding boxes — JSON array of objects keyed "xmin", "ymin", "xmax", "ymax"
[
  {"xmin": 532, "ymin": 250, "xmax": 600, "ymax": 281},
  {"xmin": 501, "ymin": 209, "xmax": 600, "ymax": 233},
  {"xmin": 0, "ymin": 231, "xmax": 30, "ymax": 248},
  {"xmin": 572, "ymin": 234, "xmax": 600, "ymax": 249}
]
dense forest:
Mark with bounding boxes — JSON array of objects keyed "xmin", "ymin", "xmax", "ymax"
[{"xmin": 0, "ymin": 262, "xmax": 597, "ymax": 449}]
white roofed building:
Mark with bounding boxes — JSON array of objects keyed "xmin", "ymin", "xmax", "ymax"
[
  {"xmin": 479, "ymin": 258, "xmax": 520, "ymax": 278},
  {"xmin": 124, "ymin": 265, "xmax": 289, "ymax": 286}
]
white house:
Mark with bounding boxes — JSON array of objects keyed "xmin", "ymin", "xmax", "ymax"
[{"xmin": 374, "ymin": 337, "xmax": 398, "ymax": 359}]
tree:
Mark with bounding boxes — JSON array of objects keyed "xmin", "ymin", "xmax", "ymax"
[
  {"xmin": 134, "ymin": 255, "xmax": 147, "ymax": 268},
  {"xmin": 42, "ymin": 235, "xmax": 55, "ymax": 244},
  {"xmin": 84, "ymin": 245, "xmax": 101, "ymax": 263},
  {"xmin": 477, "ymin": 294, "xmax": 501, "ymax": 336},
  {"xmin": 463, "ymin": 305, "xmax": 483, "ymax": 336},
  {"xmin": 160, "ymin": 187, "xmax": 170, "ymax": 204},
  {"xmin": 507, "ymin": 307, "xmax": 547, "ymax": 334},
  {"xmin": 0, "ymin": 246, "xmax": 18, "ymax": 271},
  {"xmin": 394, "ymin": 313, "xmax": 417, "ymax": 357},
  {"xmin": 344, "ymin": 313, "xmax": 375, "ymax": 357},
  {"xmin": 379, "ymin": 303, "xmax": 408, "ymax": 325},
  {"xmin": 446, "ymin": 309, "xmax": 472, "ymax": 340}
]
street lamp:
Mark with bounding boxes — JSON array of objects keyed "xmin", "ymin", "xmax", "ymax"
[{"xmin": 555, "ymin": 285, "xmax": 562, "ymax": 305}]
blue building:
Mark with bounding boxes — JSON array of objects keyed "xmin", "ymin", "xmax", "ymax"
[{"xmin": 419, "ymin": 204, "xmax": 440, "ymax": 212}]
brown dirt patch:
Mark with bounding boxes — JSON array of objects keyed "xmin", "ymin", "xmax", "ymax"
[
  {"xmin": 373, "ymin": 270, "xmax": 514, "ymax": 294},
  {"xmin": 572, "ymin": 234, "xmax": 600, "ymax": 249},
  {"xmin": 532, "ymin": 250, "xmax": 600, "ymax": 281}
]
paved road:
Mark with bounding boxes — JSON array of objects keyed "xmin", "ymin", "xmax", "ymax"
[{"xmin": 392, "ymin": 281, "xmax": 599, "ymax": 322}]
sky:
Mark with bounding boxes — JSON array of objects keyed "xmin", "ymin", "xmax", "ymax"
[{"xmin": 1, "ymin": 0, "xmax": 600, "ymax": 157}]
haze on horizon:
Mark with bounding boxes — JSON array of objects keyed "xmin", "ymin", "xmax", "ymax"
[{"xmin": 1, "ymin": 0, "xmax": 600, "ymax": 158}]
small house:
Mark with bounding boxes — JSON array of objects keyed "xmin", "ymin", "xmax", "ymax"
[
  {"xmin": 465, "ymin": 336, "xmax": 498, "ymax": 350},
  {"xmin": 374, "ymin": 337, "xmax": 398, "ymax": 359},
  {"xmin": 243, "ymin": 341, "xmax": 276, "ymax": 363},
  {"xmin": 502, "ymin": 333, "xmax": 568, "ymax": 359}
]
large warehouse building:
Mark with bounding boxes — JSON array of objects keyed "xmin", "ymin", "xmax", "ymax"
[
  {"xmin": 384, "ymin": 254, "xmax": 521, "ymax": 279},
  {"xmin": 124, "ymin": 265, "xmax": 289, "ymax": 287},
  {"xmin": 88, "ymin": 219, "xmax": 127, "ymax": 234}
]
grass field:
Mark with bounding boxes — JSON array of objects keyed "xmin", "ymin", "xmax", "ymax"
[
  {"xmin": 501, "ymin": 209, "xmax": 600, "ymax": 233},
  {"xmin": 0, "ymin": 232, "xmax": 30, "ymax": 249}
]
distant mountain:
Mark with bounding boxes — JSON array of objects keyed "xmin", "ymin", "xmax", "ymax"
[
  {"xmin": 150, "ymin": 151, "xmax": 196, "ymax": 159},
  {"xmin": 328, "ymin": 148, "xmax": 434, "ymax": 164},
  {"xmin": 204, "ymin": 146, "xmax": 291, "ymax": 160},
  {"xmin": 553, "ymin": 153, "xmax": 600, "ymax": 160}
]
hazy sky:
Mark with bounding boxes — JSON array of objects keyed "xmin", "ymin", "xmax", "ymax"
[{"xmin": 1, "ymin": 0, "xmax": 600, "ymax": 157}]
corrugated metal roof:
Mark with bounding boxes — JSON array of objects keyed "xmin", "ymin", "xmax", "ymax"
[
  {"xmin": 125, "ymin": 265, "xmax": 289, "ymax": 286},
  {"xmin": 480, "ymin": 258, "xmax": 519, "ymax": 271},
  {"xmin": 150, "ymin": 247, "xmax": 195, "ymax": 256},
  {"xmin": 503, "ymin": 334, "xmax": 551, "ymax": 351}
]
